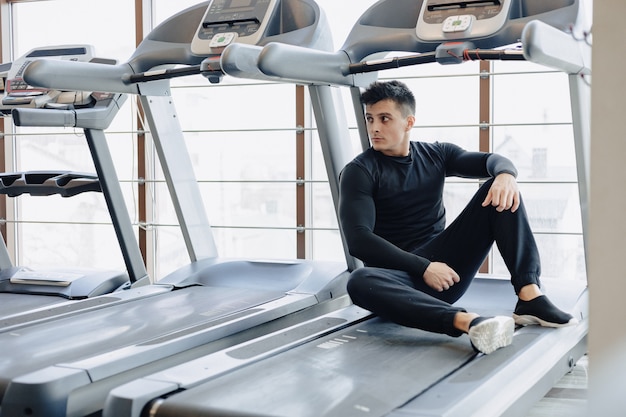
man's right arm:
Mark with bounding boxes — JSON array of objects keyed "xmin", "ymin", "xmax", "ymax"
[{"xmin": 338, "ymin": 163, "xmax": 430, "ymax": 277}]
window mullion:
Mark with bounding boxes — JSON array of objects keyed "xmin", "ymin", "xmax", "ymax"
[{"xmin": 479, "ymin": 60, "xmax": 491, "ymax": 273}]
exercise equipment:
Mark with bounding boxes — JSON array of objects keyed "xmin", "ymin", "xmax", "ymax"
[
  {"xmin": 0, "ymin": 2, "xmax": 352, "ymax": 417},
  {"xmin": 0, "ymin": 45, "xmax": 150, "ymax": 329},
  {"xmin": 102, "ymin": 1, "xmax": 591, "ymax": 416}
]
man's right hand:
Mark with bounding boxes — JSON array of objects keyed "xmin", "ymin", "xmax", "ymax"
[{"xmin": 423, "ymin": 261, "xmax": 460, "ymax": 292}]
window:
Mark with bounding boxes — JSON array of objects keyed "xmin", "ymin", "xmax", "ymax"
[
  {"xmin": 6, "ymin": 0, "xmax": 137, "ymax": 272},
  {"xmin": 490, "ymin": 61, "xmax": 585, "ymax": 280},
  {"xmin": 2, "ymin": 0, "xmax": 587, "ymax": 284}
]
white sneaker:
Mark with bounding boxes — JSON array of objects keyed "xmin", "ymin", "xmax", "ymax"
[{"xmin": 468, "ymin": 316, "xmax": 514, "ymax": 354}]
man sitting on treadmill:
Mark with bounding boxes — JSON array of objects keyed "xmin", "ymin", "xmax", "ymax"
[{"xmin": 339, "ymin": 80, "xmax": 576, "ymax": 354}]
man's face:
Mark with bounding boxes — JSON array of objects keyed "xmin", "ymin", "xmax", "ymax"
[{"xmin": 365, "ymin": 99, "xmax": 414, "ymax": 157}]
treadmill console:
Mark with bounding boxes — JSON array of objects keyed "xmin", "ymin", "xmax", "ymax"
[
  {"xmin": 191, "ymin": 0, "xmax": 279, "ymax": 55},
  {"xmin": 417, "ymin": 0, "xmax": 513, "ymax": 41}
]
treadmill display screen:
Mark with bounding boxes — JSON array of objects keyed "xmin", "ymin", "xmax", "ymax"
[
  {"xmin": 26, "ymin": 47, "xmax": 88, "ymax": 58},
  {"xmin": 423, "ymin": 0, "xmax": 504, "ymax": 23},
  {"xmin": 229, "ymin": 0, "xmax": 252, "ymax": 8},
  {"xmin": 191, "ymin": 0, "xmax": 277, "ymax": 54},
  {"xmin": 427, "ymin": 0, "xmax": 500, "ymax": 9},
  {"xmin": 202, "ymin": 0, "xmax": 272, "ymax": 27}
]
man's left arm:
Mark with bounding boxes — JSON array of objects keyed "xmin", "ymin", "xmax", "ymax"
[{"xmin": 443, "ymin": 143, "xmax": 520, "ymax": 213}]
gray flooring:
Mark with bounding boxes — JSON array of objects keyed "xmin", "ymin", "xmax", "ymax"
[{"xmin": 526, "ymin": 354, "xmax": 588, "ymax": 417}]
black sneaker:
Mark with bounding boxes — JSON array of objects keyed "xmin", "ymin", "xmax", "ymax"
[
  {"xmin": 468, "ymin": 316, "xmax": 514, "ymax": 355},
  {"xmin": 513, "ymin": 295, "xmax": 578, "ymax": 328}
]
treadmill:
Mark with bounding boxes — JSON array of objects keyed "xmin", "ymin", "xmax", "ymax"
[
  {"xmin": 0, "ymin": 2, "xmax": 352, "ymax": 417},
  {"xmin": 0, "ymin": 45, "xmax": 152, "ymax": 328},
  {"xmin": 101, "ymin": 1, "xmax": 590, "ymax": 416}
]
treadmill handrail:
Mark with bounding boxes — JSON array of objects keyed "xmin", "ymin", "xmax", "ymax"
[
  {"xmin": 255, "ymin": 41, "xmax": 527, "ymax": 88},
  {"xmin": 348, "ymin": 48, "xmax": 525, "ymax": 75},
  {"xmin": 11, "ymin": 107, "xmax": 76, "ymax": 128},
  {"xmin": 123, "ymin": 45, "xmax": 273, "ymax": 84},
  {"xmin": 23, "ymin": 60, "xmax": 142, "ymax": 95},
  {"xmin": 220, "ymin": 44, "xmax": 273, "ymax": 82},
  {"xmin": 12, "ymin": 93, "xmax": 128, "ymax": 130},
  {"xmin": 522, "ymin": 19, "xmax": 590, "ymax": 75},
  {"xmin": 257, "ymin": 42, "xmax": 362, "ymax": 87},
  {"xmin": 126, "ymin": 65, "xmax": 202, "ymax": 84}
]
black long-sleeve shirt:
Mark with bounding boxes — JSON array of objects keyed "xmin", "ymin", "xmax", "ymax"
[{"xmin": 338, "ymin": 141, "xmax": 517, "ymax": 278}]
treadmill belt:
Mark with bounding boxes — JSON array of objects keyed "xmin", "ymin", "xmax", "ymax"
[
  {"xmin": 0, "ymin": 286, "xmax": 288, "ymax": 396},
  {"xmin": 0, "ymin": 293, "xmax": 68, "ymax": 318},
  {"xmin": 153, "ymin": 317, "xmax": 476, "ymax": 417},
  {"xmin": 0, "ymin": 294, "xmax": 121, "ymax": 329}
]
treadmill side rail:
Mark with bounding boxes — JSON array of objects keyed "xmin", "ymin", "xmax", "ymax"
[
  {"xmin": 389, "ymin": 316, "xmax": 588, "ymax": 416},
  {"xmin": 1, "ymin": 367, "xmax": 91, "ymax": 417},
  {"xmin": 103, "ymin": 379, "xmax": 179, "ymax": 417},
  {"xmin": 104, "ymin": 304, "xmax": 370, "ymax": 417}
]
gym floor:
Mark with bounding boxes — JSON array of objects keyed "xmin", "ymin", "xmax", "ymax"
[{"xmin": 526, "ymin": 354, "xmax": 588, "ymax": 417}]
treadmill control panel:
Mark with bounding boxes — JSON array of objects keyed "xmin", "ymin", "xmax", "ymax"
[
  {"xmin": 417, "ymin": 0, "xmax": 512, "ymax": 41},
  {"xmin": 191, "ymin": 0, "xmax": 278, "ymax": 55}
]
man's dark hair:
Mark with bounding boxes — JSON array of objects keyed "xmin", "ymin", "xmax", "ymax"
[{"xmin": 361, "ymin": 80, "xmax": 416, "ymax": 117}]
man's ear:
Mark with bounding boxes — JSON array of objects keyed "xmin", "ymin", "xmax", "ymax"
[{"xmin": 406, "ymin": 115, "xmax": 416, "ymax": 131}]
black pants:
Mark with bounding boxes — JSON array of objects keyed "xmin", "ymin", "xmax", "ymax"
[{"xmin": 346, "ymin": 179, "xmax": 541, "ymax": 337}]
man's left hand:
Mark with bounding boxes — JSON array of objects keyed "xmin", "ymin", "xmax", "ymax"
[{"xmin": 482, "ymin": 173, "xmax": 520, "ymax": 212}]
